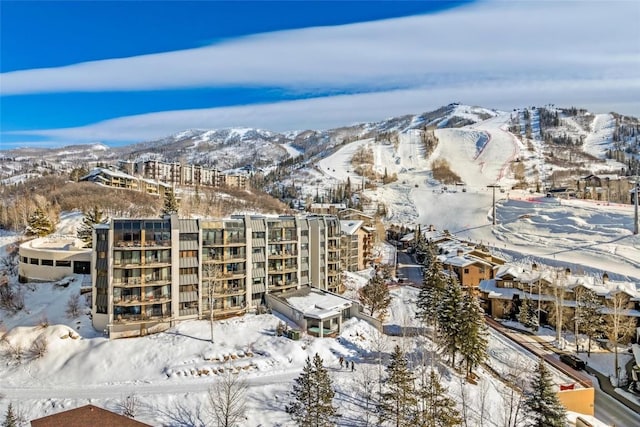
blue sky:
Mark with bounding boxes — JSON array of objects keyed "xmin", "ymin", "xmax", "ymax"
[{"xmin": 1, "ymin": 0, "xmax": 639, "ymax": 149}]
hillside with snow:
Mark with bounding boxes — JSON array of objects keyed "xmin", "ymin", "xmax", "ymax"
[{"xmin": 1, "ymin": 103, "xmax": 640, "ymax": 425}]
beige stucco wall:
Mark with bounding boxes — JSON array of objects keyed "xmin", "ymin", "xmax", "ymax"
[
  {"xmin": 18, "ymin": 237, "xmax": 92, "ymax": 282},
  {"xmin": 557, "ymin": 387, "xmax": 595, "ymax": 416}
]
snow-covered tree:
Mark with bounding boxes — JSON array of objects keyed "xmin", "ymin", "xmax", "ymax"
[
  {"xmin": 378, "ymin": 345, "xmax": 416, "ymax": 427},
  {"xmin": 286, "ymin": 353, "xmax": 337, "ymax": 427},
  {"xmin": 523, "ymin": 358, "xmax": 566, "ymax": 427},
  {"xmin": 25, "ymin": 208, "xmax": 54, "ymax": 237},
  {"xmin": 161, "ymin": 190, "xmax": 179, "ymax": 216},
  {"xmin": 437, "ymin": 275, "xmax": 465, "ymax": 366},
  {"xmin": 458, "ymin": 291, "xmax": 488, "ymax": 377},
  {"xmin": 359, "ymin": 273, "xmax": 391, "ymax": 320},
  {"xmin": 576, "ymin": 287, "xmax": 603, "ymax": 357},
  {"xmin": 414, "ymin": 368, "xmax": 462, "ymax": 427},
  {"xmin": 518, "ymin": 297, "xmax": 538, "ymax": 330},
  {"xmin": 416, "ymin": 250, "xmax": 447, "ymax": 327},
  {"xmin": 2, "ymin": 404, "xmax": 17, "ymax": 427},
  {"xmin": 77, "ymin": 206, "xmax": 104, "ymax": 247}
]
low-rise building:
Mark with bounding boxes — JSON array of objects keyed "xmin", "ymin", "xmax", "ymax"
[
  {"xmin": 479, "ymin": 264, "xmax": 640, "ymax": 329},
  {"xmin": 18, "ymin": 236, "xmax": 92, "ymax": 283}
]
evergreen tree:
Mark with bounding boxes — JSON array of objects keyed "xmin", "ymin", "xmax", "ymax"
[
  {"xmin": 518, "ymin": 297, "xmax": 538, "ymax": 330},
  {"xmin": 2, "ymin": 404, "xmax": 17, "ymax": 427},
  {"xmin": 358, "ymin": 273, "xmax": 392, "ymax": 320},
  {"xmin": 286, "ymin": 353, "xmax": 337, "ymax": 427},
  {"xmin": 416, "ymin": 248, "xmax": 446, "ymax": 326},
  {"xmin": 458, "ymin": 291, "xmax": 488, "ymax": 377},
  {"xmin": 414, "ymin": 369, "xmax": 462, "ymax": 427},
  {"xmin": 523, "ymin": 358, "xmax": 567, "ymax": 427},
  {"xmin": 161, "ymin": 190, "xmax": 179, "ymax": 216},
  {"xmin": 437, "ymin": 275, "xmax": 465, "ymax": 366},
  {"xmin": 77, "ymin": 206, "xmax": 105, "ymax": 248},
  {"xmin": 378, "ymin": 345, "xmax": 416, "ymax": 427},
  {"xmin": 25, "ymin": 208, "xmax": 55, "ymax": 237},
  {"xmin": 577, "ymin": 287, "xmax": 603, "ymax": 357}
]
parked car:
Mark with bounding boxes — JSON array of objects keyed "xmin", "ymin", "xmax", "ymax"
[{"xmin": 559, "ymin": 353, "xmax": 586, "ymax": 370}]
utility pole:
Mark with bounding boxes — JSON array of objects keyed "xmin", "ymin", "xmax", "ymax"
[
  {"xmin": 634, "ymin": 181, "xmax": 639, "ymax": 235},
  {"xmin": 487, "ymin": 184, "xmax": 500, "ymax": 226}
]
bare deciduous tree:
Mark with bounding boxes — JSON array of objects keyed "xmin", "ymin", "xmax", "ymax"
[
  {"xmin": 120, "ymin": 393, "xmax": 140, "ymax": 418},
  {"xmin": 605, "ymin": 291, "xmax": 637, "ymax": 385},
  {"xmin": 208, "ymin": 372, "xmax": 247, "ymax": 427},
  {"xmin": 65, "ymin": 294, "xmax": 81, "ymax": 318},
  {"xmin": 352, "ymin": 364, "xmax": 378, "ymax": 427},
  {"xmin": 28, "ymin": 336, "xmax": 48, "ymax": 359}
]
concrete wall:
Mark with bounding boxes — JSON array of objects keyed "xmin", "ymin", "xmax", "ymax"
[{"xmin": 265, "ymin": 294, "xmax": 307, "ymax": 331}]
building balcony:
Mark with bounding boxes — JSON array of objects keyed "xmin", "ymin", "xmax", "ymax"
[
  {"xmin": 144, "ymin": 278, "xmax": 171, "ymax": 286},
  {"xmin": 113, "ymin": 295, "xmax": 171, "ymax": 306},
  {"xmin": 269, "ymin": 281, "xmax": 298, "ymax": 291},
  {"xmin": 143, "ymin": 258, "xmax": 172, "ymax": 267},
  {"xmin": 113, "ymin": 313, "xmax": 171, "ymax": 324},
  {"xmin": 113, "ymin": 278, "xmax": 142, "ymax": 287},
  {"xmin": 213, "ymin": 286, "xmax": 245, "ymax": 297}
]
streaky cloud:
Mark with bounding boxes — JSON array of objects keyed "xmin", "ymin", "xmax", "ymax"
[
  {"xmin": 11, "ymin": 78, "xmax": 640, "ymax": 144},
  {"xmin": 1, "ymin": 1, "xmax": 638, "ymax": 95}
]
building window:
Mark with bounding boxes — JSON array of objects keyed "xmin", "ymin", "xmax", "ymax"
[
  {"xmin": 464, "ymin": 268, "xmax": 470, "ymax": 274},
  {"xmin": 41, "ymin": 259, "xmax": 54, "ymax": 266},
  {"xmin": 56, "ymin": 260, "xmax": 72, "ymax": 267},
  {"xmin": 30, "ymin": 258, "xmax": 39, "ymax": 265},
  {"xmin": 21, "ymin": 256, "xmax": 28, "ymax": 263}
]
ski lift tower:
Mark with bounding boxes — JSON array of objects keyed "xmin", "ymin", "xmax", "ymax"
[{"xmin": 487, "ymin": 184, "xmax": 501, "ymax": 226}]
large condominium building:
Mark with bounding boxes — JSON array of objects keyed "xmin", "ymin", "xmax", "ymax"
[
  {"xmin": 119, "ymin": 160, "xmax": 247, "ymax": 189},
  {"xmin": 91, "ymin": 214, "xmax": 341, "ymax": 339}
]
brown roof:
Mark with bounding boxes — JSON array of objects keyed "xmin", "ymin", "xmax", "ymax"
[{"xmin": 31, "ymin": 404, "xmax": 151, "ymax": 427}]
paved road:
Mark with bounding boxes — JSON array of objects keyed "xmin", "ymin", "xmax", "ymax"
[{"xmin": 396, "ymin": 250, "xmax": 422, "ymax": 286}]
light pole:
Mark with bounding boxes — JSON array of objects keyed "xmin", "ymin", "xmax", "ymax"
[{"xmin": 487, "ymin": 184, "xmax": 500, "ymax": 226}]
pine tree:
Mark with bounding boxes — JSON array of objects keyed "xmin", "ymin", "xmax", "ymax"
[
  {"xmin": 414, "ymin": 368, "xmax": 462, "ymax": 427},
  {"xmin": 458, "ymin": 291, "xmax": 488, "ymax": 377},
  {"xmin": 437, "ymin": 275, "xmax": 465, "ymax": 366},
  {"xmin": 358, "ymin": 273, "xmax": 392, "ymax": 320},
  {"xmin": 77, "ymin": 206, "xmax": 104, "ymax": 248},
  {"xmin": 286, "ymin": 353, "xmax": 337, "ymax": 427},
  {"xmin": 523, "ymin": 358, "xmax": 567, "ymax": 427},
  {"xmin": 577, "ymin": 287, "xmax": 603, "ymax": 357},
  {"xmin": 518, "ymin": 297, "xmax": 538, "ymax": 330},
  {"xmin": 2, "ymin": 403, "xmax": 17, "ymax": 427},
  {"xmin": 161, "ymin": 190, "xmax": 179, "ymax": 216},
  {"xmin": 25, "ymin": 207, "xmax": 54, "ymax": 237},
  {"xmin": 416, "ymin": 250, "xmax": 447, "ymax": 326},
  {"xmin": 378, "ymin": 345, "xmax": 416, "ymax": 427}
]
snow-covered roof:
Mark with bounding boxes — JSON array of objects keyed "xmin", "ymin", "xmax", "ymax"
[
  {"xmin": 340, "ymin": 220, "xmax": 363, "ymax": 235},
  {"xmin": 285, "ymin": 288, "xmax": 352, "ymax": 320}
]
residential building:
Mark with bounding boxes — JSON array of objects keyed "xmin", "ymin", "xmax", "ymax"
[
  {"xmin": 340, "ymin": 220, "xmax": 371, "ymax": 271},
  {"xmin": 91, "ymin": 214, "xmax": 341, "ymax": 338},
  {"xmin": 435, "ymin": 239, "xmax": 505, "ymax": 291},
  {"xmin": 80, "ymin": 167, "xmax": 171, "ymax": 196},
  {"xmin": 118, "ymin": 159, "xmax": 247, "ymax": 189},
  {"xmin": 18, "ymin": 236, "xmax": 92, "ymax": 283},
  {"xmin": 30, "ymin": 404, "xmax": 151, "ymax": 427},
  {"xmin": 479, "ymin": 264, "xmax": 640, "ymax": 329}
]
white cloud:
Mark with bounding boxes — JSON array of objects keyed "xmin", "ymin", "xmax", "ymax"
[
  {"xmin": 1, "ymin": 1, "xmax": 638, "ymax": 95},
  {"xmin": 13, "ymin": 77, "xmax": 640, "ymax": 144}
]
